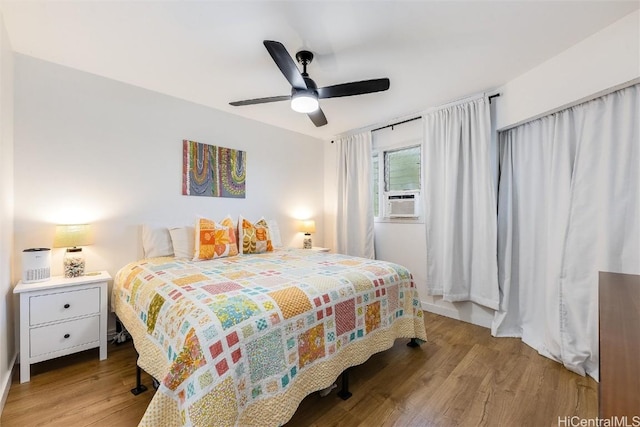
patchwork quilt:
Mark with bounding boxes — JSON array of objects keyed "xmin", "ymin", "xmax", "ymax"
[{"xmin": 113, "ymin": 249, "xmax": 427, "ymax": 427}]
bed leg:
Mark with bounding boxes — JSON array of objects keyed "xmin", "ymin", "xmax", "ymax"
[
  {"xmin": 131, "ymin": 365, "xmax": 148, "ymax": 395},
  {"xmin": 407, "ymin": 338, "xmax": 420, "ymax": 348},
  {"xmin": 337, "ymin": 369, "xmax": 352, "ymax": 400}
]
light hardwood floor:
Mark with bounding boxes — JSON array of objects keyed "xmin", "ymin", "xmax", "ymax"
[{"xmin": 1, "ymin": 312, "xmax": 598, "ymax": 426}]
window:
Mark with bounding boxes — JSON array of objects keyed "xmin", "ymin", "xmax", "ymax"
[
  {"xmin": 372, "ymin": 145, "xmax": 422, "ymax": 219},
  {"xmin": 372, "ymin": 118, "xmax": 423, "ymax": 220}
]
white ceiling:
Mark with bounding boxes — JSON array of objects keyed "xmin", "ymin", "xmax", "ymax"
[{"xmin": 1, "ymin": 1, "xmax": 638, "ymax": 140}]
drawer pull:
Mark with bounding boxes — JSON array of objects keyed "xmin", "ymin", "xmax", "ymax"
[
  {"xmin": 64, "ymin": 304, "xmax": 70, "ymax": 309},
  {"xmin": 64, "ymin": 334, "xmax": 70, "ymax": 339}
]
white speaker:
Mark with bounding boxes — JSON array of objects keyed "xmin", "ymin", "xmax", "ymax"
[{"xmin": 22, "ymin": 248, "xmax": 51, "ymax": 283}]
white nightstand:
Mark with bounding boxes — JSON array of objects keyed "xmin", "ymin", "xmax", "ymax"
[{"xmin": 13, "ymin": 271, "xmax": 111, "ymax": 383}]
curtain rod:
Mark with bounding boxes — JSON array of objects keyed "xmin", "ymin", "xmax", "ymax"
[
  {"xmin": 330, "ymin": 92, "xmax": 501, "ymax": 143},
  {"xmin": 367, "ymin": 94, "xmax": 500, "ymax": 134},
  {"xmin": 371, "ymin": 116, "xmax": 422, "ymax": 133},
  {"xmin": 330, "ymin": 116, "xmax": 422, "ymax": 143}
]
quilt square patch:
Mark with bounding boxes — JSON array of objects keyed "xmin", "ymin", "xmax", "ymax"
[
  {"xmin": 365, "ymin": 301, "xmax": 381, "ymax": 333},
  {"xmin": 241, "ymin": 324, "xmax": 254, "ymax": 338},
  {"xmin": 387, "ymin": 285, "xmax": 399, "ymax": 312},
  {"xmin": 147, "ymin": 293, "xmax": 166, "ymax": 334},
  {"xmin": 188, "ymin": 377, "xmax": 238, "ymax": 427},
  {"xmin": 256, "ymin": 318, "xmax": 268, "ymax": 331},
  {"xmin": 268, "ymin": 287, "xmax": 313, "ymax": 319},
  {"xmin": 209, "ymin": 340, "xmax": 223, "ymax": 359},
  {"xmin": 226, "ymin": 332, "xmax": 239, "ymax": 347},
  {"xmin": 164, "ymin": 329, "xmax": 206, "ymax": 391},
  {"xmin": 174, "ymin": 274, "xmax": 209, "ymax": 286},
  {"xmin": 298, "ymin": 324, "xmax": 325, "ymax": 368},
  {"xmin": 199, "ymin": 371, "xmax": 213, "ymax": 389},
  {"xmin": 215, "ymin": 359, "xmax": 229, "ymax": 376},
  {"xmin": 335, "ymin": 298, "xmax": 355, "ymax": 336},
  {"xmin": 231, "ymin": 348, "xmax": 242, "ymax": 364},
  {"xmin": 345, "ymin": 272, "xmax": 374, "ymax": 292},
  {"xmin": 202, "ymin": 282, "xmax": 243, "ymax": 295},
  {"xmin": 210, "ymin": 295, "xmax": 261, "ymax": 329},
  {"xmin": 246, "ymin": 330, "xmax": 286, "ymax": 383}
]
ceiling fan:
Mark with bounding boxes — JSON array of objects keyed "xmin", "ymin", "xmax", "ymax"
[{"xmin": 229, "ymin": 40, "xmax": 390, "ymax": 127}]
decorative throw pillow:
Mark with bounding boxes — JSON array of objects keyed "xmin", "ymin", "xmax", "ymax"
[
  {"xmin": 239, "ymin": 216, "xmax": 273, "ymax": 254},
  {"xmin": 193, "ymin": 216, "xmax": 238, "ymax": 261},
  {"xmin": 216, "ymin": 216, "xmax": 239, "ymax": 258}
]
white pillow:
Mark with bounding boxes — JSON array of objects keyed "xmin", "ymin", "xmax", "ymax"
[
  {"xmin": 266, "ymin": 219, "xmax": 283, "ymax": 248},
  {"xmin": 141, "ymin": 224, "xmax": 174, "ymax": 258},
  {"xmin": 169, "ymin": 226, "xmax": 195, "ymax": 259}
]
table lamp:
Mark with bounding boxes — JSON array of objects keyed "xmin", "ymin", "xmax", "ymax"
[{"xmin": 299, "ymin": 220, "xmax": 316, "ymax": 249}]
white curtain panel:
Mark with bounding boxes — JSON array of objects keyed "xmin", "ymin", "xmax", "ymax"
[
  {"xmin": 493, "ymin": 84, "xmax": 639, "ymax": 379},
  {"xmin": 424, "ymin": 96, "xmax": 499, "ymax": 309},
  {"xmin": 335, "ymin": 132, "xmax": 375, "ymax": 259}
]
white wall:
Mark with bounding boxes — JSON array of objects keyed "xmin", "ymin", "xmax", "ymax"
[
  {"xmin": 0, "ymin": 11, "xmax": 15, "ymax": 414},
  {"xmin": 13, "ymin": 54, "xmax": 325, "ymax": 331},
  {"xmin": 496, "ymin": 9, "xmax": 640, "ymax": 130}
]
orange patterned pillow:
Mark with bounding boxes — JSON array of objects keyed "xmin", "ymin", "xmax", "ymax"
[
  {"xmin": 238, "ymin": 216, "xmax": 273, "ymax": 254},
  {"xmin": 217, "ymin": 216, "xmax": 239, "ymax": 258},
  {"xmin": 193, "ymin": 216, "xmax": 238, "ymax": 260}
]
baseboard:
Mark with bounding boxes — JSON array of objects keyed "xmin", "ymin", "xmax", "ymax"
[
  {"xmin": 421, "ymin": 300, "xmax": 494, "ymax": 329},
  {"xmin": 0, "ymin": 352, "xmax": 17, "ymax": 417}
]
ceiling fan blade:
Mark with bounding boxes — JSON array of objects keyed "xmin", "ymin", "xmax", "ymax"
[
  {"xmin": 317, "ymin": 78, "xmax": 390, "ymax": 99},
  {"xmin": 263, "ymin": 40, "xmax": 307, "ymax": 90},
  {"xmin": 308, "ymin": 108, "xmax": 328, "ymax": 127},
  {"xmin": 229, "ymin": 95, "xmax": 290, "ymax": 107}
]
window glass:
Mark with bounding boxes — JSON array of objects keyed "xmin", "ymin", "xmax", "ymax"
[
  {"xmin": 384, "ymin": 146, "xmax": 421, "ymax": 192},
  {"xmin": 372, "ymin": 153, "xmax": 379, "ymax": 217}
]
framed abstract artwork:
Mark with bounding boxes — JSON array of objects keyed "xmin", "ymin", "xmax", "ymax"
[{"xmin": 182, "ymin": 139, "xmax": 246, "ymax": 198}]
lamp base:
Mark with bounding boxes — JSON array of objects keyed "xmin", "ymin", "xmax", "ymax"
[
  {"xmin": 303, "ymin": 234, "xmax": 312, "ymax": 249},
  {"xmin": 63, "ymin": 247, "xmax": 85, "ymax": 278}
]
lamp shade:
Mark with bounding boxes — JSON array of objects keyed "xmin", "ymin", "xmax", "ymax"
[
  {"xmin": 299, "ymin": 220, "xmax": 316, "ymax": 234},
  {"xmin": 53, "ymin": 224, "xmax": 94, "ymax": 248}
]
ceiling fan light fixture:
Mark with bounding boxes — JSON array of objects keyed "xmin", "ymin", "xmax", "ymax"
[{"xmin": 291, "ymin": 91, "xmax": 319, "ymax": 113}]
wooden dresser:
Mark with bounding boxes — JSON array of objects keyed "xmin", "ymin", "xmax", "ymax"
[{"xmin": 598, "ymin": 271, "xmax": 640, "ymax": 418}]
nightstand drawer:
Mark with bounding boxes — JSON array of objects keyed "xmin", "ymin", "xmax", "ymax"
[
  {"xmin": 29, "ymin": 287, "xmax": 100, "ymax": 326},
  {"xmin": 30, "ymin": 315, "xmax": 100, "ymax": 358}
]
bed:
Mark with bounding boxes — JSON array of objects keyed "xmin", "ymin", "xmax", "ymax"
[{"xmin": 112, "ymin": 246, "xmax": 427, "ymax": 426}]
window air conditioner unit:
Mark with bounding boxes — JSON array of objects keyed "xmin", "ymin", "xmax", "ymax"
[{"xmin": 385, "ymin": 191, "xmax": 419, "ymax": 218}]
